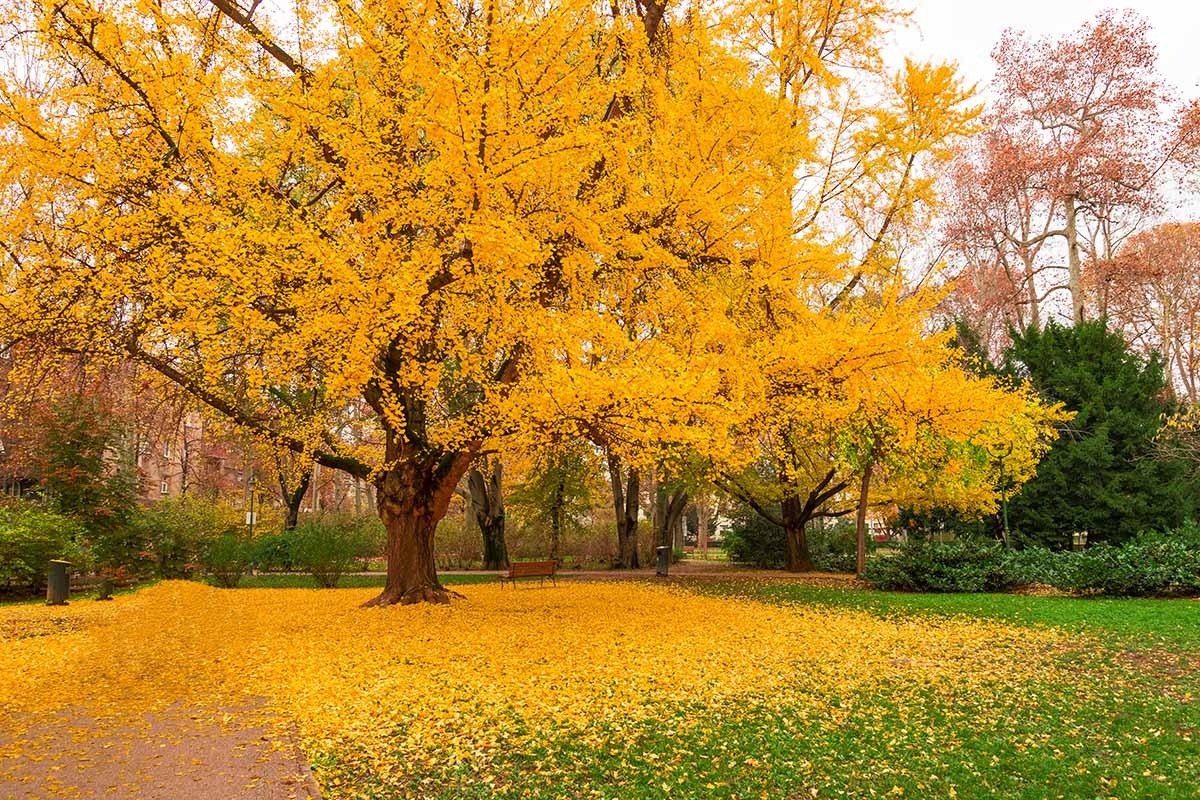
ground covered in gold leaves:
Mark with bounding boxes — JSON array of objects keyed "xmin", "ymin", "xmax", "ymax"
[{"xmin": 1, "ymin": 581, "xmax": 1195, "ymax": 799}]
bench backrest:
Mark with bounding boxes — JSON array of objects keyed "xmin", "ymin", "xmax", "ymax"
[{"xmin": 507, "ymin": 560, "xmax": 557, "ymax": 578}]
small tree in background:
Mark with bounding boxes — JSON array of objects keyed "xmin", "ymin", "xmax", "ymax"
[
  {"xmin": 1002, "ymin": 320, "xmax": 1195, "ymax": 547},
  {"xmin": 509, "ymin": 446, "xmax": 597, "ymax": 564},
  {"xmin": 31, "ymin": 396, "xmax": 144, "ymax": 572}
]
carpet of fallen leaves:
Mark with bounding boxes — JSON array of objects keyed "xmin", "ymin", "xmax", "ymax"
[{"xmin": 0, "ymin": 581, "xmax": 1144, "ymax": 798}]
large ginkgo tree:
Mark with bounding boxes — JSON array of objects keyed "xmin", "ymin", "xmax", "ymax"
[{"xmin": 0, "ymin": 0, "xmax": 1061, "ymax": 603}]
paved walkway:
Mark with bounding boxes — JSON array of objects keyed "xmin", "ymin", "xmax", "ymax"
[
  {"xmin": 0, "ymin": 704, "xmax": 321, "ymax": 800},
  {"xmin": 401, "ymin": 560, "xmax": 861, "ymax": 585}
]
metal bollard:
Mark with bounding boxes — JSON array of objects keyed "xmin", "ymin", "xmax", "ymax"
[
  {"xmin": 655, "ymin": 546, "xmax": 670, "ymax": 577},
  {"xmin": 46, "ymin": 560, "xmax": 71, "ymax": 606}
]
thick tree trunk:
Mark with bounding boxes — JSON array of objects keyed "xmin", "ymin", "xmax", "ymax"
[
  {"xmin": 697, "ymin": 500, "xmax": 710, "ymax": 553},
  {"xmin": 367, "ymin": 458, "xmax": 471, "ymax": 606},
  {"xmin": 781, "ymin": 493, "xmax": 814, "ymax": 572},
  {"xmin": 855, "ymin": 461, "xmax": 874, "ymax": 576},
  {"xmin": 469, "ymin": 457, "xmax": 508, "ymax": 570},
  {"xmin": 607, "ymin": 451, "xmax": 640, "ymax": 568}
]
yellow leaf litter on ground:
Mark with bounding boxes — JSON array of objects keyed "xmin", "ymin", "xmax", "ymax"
[{"xmin": 0, "ymin": 581, "xmax": 1069, "ymax": 795}]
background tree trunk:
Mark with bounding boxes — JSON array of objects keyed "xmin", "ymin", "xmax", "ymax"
[
  {"xmin": 854, "ymin": 461, "xmax": 874, "ymax": 576},
  {"xmin": 607, "ymin": 451, "xmax": 640, "ymax": 568},
  {"xmin": 549, "ymin": 477, "xmax": 564, "ymax": 563},
  {"xmin": 1065, "ymin": 193, "xmax": 1085, "ymax": 324},
  {"xmin": 653, "ymin": 485, "xmax": 688, "ymax": 560},
  {"xmin": 280, "ymin": 469, "xmax": 311, "ymax": 532},
  {"xmin": 469, "ymin": 457, "xmax": 509, "ymax": 570}
]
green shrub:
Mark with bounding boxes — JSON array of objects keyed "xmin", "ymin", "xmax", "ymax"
[
  {"xmin": 722, "ymin": 507, "xmax": 787, "ymax": 569},
  {"xmin": 1062, "ymin": 535, "xmax": 1200, "ymax": 596},
  {"xmin": 252, "ymin": 530, "xmax": 294, "ymax": 572},
  {"xmin": 862, "ymin": 538, "xmax": 1013, "ymax": 592},
  {"xmin": 432, "ymin": 516, "xmax": 482, "ymax": 568},
  {"xmin": 1001, "ymin": 546, "xmax": 1064, "ymax": 587},
  {"xmin": 143, "ymin": 497, "xmax": 245, "ymax": 579},
  {"xmin": 288, "ymin": 517, "xmax": 378, "ymax": 588},
  {"xmin": 0, "ymin": 505, "xmax": 84, "ymax": 591},
  {"xmin": 723, "ymin": 510, "xmax": 860, "ymax": 572},
  {"xmin": 202, "ymin": 530, "xmax": 254, "ymax": 588},
  {"xmin": 809, "ymin": 522, "xmax": 858, "ymax": 573},
  {"xmin": 865, "ymin": 532, "xmax": 1200, "ymax": 597}
]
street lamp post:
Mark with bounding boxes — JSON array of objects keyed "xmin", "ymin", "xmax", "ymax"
[{"xmin": 246, "ymin": 475, "xmax": 257, "ymax": 539}]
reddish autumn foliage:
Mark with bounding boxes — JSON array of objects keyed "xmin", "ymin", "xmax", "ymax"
[
  {"xmin": 1089, "ymin": 223, "xmax": 1200, "ymax": 401},
  {"xmin": 944, "ymin": 10, "xmax": 1195, "ymax": 344}
]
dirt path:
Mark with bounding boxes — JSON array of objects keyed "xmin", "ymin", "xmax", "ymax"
[{"xmin": 0, "ymin": 704, "xmax": 321, "ymax": 800}]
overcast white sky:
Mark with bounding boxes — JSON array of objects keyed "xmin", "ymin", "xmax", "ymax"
[{"xmin": 893, "ymin": 1, "xmax": 1200, "ymax": 96}]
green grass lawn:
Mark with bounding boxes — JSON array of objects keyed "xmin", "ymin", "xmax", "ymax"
[{"xmin": 691, "ymin": 578, "xmax": 1200, "ymax": 649}]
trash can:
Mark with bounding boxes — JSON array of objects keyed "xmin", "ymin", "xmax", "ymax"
[
  {"xmin": 655, "ymin": 546, "xmax": 670, "ymax": 577},
  {"xmin": 46, "ymin": 560, "xmax": 71, "ymax": 606}
]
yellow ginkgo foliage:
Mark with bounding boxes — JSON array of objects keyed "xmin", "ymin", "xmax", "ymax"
[{"xmin": 0, "ymin": 0, "xmax": 1055, "ymax": 602}]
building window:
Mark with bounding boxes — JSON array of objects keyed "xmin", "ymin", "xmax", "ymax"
[
  {"xmin": 163, "ymin": 443, "xmax": 172, "ymax": 458},
  {"xmin": 159, "ymin": 480, "xmax": 169, "ymax": 495}
]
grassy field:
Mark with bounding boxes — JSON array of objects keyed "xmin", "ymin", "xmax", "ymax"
[
  {"xmin": 0, "ymin": 579, "xmax": 1195, "ymax": 799},
  {"xmin": 693, "ymin": 579, "xmax": 1200, "ymax": 649}
]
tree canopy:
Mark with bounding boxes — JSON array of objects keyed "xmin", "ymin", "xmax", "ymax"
[{"xmin": 0, "ymin": 0, "xmax": 1064, "ymax": 601}]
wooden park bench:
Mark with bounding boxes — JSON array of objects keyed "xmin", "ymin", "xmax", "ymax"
[{"xmin": 500, "ymin": 559, "xmax": 558, "ymax": 588}]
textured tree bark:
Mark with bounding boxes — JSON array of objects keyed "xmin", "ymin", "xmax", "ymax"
[
  {"xmin": 1022, "ymin": 254, "xmax": 1041, "ymax": 329},
  {"xmin": 607, "ymin": 451, "xmax": 640, "ymax": 568},
  {"xmin": 548, "ymin": 478, "xmax": 564, "ymax": 563},
  {"xmin": 469, "ymin": 457, "xmax": 509, "ymax": 570},
  {"xmin": 781, "ymin": 493, "xmax": 815, "ymax": 572},
  {"xmin": 652, "ymin": 485, "xmax": 688, "ymax": 559},
  {"xmin": 366, "ymin": 458, "xmax": 470, "ymax": 606},
  {"xmin": 1065, "ymin": 193, "xmax": 1085, "ymax": 325},
  {"xmin": 281, "ymin": 470, "xmax": 311, "ymax": 532}
]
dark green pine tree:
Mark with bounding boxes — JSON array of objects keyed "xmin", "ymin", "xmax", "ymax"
[{"xmin": 1002, "ymin": 320, "xmax": 1195, "ymax": 548}]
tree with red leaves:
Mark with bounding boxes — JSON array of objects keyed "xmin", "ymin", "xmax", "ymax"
[
  {"xmin": 1091, "ymin": 223, "xmax": 1200, "ymax": 402},
  {"xmin": 946, "ymin": 9, "xmax": 1195, "ymax": 338}
]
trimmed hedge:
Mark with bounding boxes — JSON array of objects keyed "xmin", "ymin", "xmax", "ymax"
[
  {"xmin": 862, "ymin": 539, "xmax": 1013, "ymax": 593},
  {"xmin": 864, "ymin": 533, "xmax": 1200, "ymax": 597}
]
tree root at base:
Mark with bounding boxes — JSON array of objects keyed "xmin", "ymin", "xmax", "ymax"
[{"xmin": 362, "ymin": 583, "xmax": 466, "ymax": 607}]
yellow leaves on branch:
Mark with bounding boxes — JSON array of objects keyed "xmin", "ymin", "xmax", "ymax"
[
  {"xmin": 0, "ymin": 0, "xmax": 1054, "ymax": 530},
  {"xmin": 0, "ymin": 582, "xmax": 1070, "ymax": 795}
]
